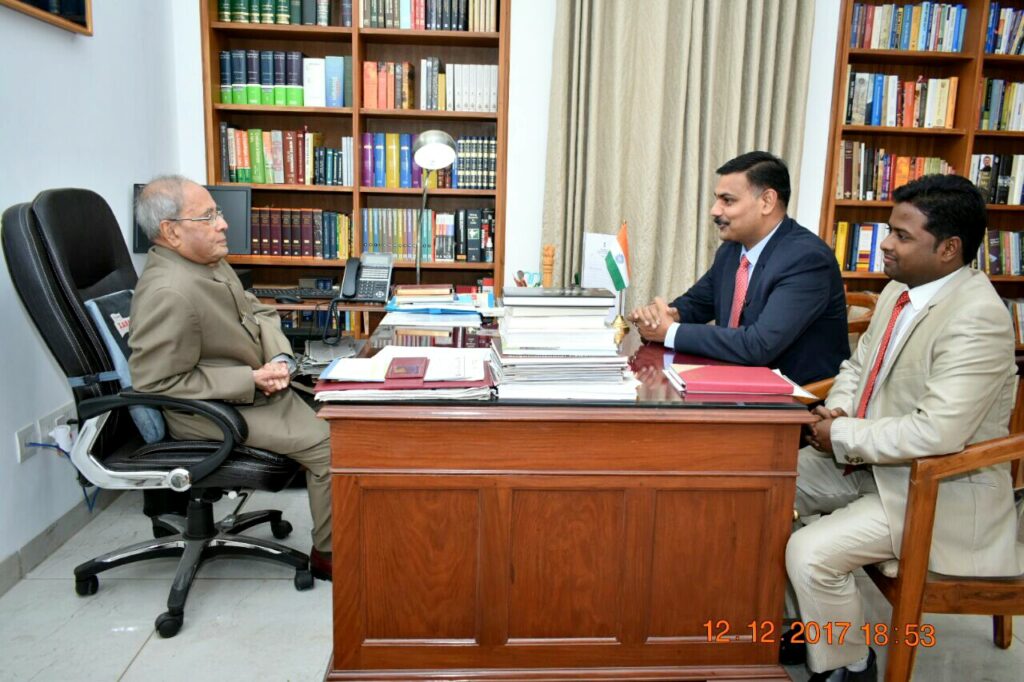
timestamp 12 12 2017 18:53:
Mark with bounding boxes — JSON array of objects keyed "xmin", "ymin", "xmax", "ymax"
[{"xmin": 703, "ymin": 619, "xmax": 937, "ymax": 647}]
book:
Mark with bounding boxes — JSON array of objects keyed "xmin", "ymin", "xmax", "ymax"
[
  {"xmin": 669, "ymin": 365, "xmax": 793, "ymax": 395},
  {"xmin": 385, "ymin": 356, "xmax": 428, "ymax": 379},
  {"xmin": 502, "ymin": 287, "xmax": 616, "ymax": 307}
]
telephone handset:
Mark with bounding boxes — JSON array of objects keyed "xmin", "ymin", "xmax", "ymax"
[{"xmin": 338, "ymin": 253, "xmax": 394, "ymax": 302}]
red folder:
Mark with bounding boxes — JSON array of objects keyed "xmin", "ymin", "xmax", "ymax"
[{"xmin": 674, "ymin": 365, "xmax": 792, "ymax": 395}]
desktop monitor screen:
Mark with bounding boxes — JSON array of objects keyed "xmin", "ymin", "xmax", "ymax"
[{"xmin": 132, "ymin": 184, "xmax": 251, "ymax": 255}]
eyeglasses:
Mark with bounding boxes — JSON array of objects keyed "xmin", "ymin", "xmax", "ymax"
[{"xmin": 167, "ymin": 208, "xmax": 224, "ymax": 226}]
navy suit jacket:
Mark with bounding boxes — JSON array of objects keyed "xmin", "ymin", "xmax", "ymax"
[{"xmin": 668, "ymin": 217, "xmax": 849, "ymax": 385}]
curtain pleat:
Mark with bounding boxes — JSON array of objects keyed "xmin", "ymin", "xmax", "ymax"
[{"xmin": 542, "ymin": 0, "xmax": 815, "ymax": 309}]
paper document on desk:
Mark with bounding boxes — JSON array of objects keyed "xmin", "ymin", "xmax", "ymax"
[
  {"xmin": 380, "ymin": 311, "xmax": 482, "ymax": 327},
  {"xmin": 319, "ymin": 345, "xmax": 492, "ymax": 383}
]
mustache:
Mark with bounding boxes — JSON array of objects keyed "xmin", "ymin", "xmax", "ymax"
[{"xmin": 713, "ymin": 217, "xmax": 729, "ymax": 227}]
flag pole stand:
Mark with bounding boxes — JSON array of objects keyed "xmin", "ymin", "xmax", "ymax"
[{"xmin": 611, "ymin": 290, "xmax": 629, "ymax": 346}]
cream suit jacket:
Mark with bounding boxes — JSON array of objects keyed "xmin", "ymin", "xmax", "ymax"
[
  {"xmin": 822, "ymin": 267, "xmax": 1022, "ymax": 576},
  {"xmin": 128, "ymin": 246, "xmax": 328, "ymax": 454}
]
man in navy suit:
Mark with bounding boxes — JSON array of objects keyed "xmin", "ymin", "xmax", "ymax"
[{"xmin": 630, "ymin": 151, "xmax": 848, "ymax": 385}]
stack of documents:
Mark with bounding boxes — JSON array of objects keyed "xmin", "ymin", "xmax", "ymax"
[
  {"xmin": 493, "ymin": 287, "xmax": 638, "ymax": 401},
  {"xmin": 314, "ymin": 345, "xmax": 495, "ymax": 401}
]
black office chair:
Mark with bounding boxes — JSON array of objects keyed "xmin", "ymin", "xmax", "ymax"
[{"xmin": 2, "ymin": 188, "xmax": 314, "ymax": 638}]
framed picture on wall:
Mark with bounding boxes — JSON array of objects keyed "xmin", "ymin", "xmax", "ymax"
[{"xmin": 0, "ymin": 0, "xmax": 92, "ymax": 36}]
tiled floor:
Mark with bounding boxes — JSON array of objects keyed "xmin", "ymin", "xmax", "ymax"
[{"xmin": 0, "ymin": 490, "xmax": 1021, "ymax": 681}]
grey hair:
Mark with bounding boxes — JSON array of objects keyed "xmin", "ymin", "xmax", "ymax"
[{"xmin": 135, "ymin": 175, "xmax": 193, "ymax": 240}]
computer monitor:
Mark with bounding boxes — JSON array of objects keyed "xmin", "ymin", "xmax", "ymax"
[{"xmin": 132, "ymin": 183, "xmax": 251, "ymax": 255}]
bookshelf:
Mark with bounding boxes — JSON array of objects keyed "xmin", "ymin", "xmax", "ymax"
[
  {"xmin": 820, "ymin": 0, "xmax": 1024, "ymax": 320},
  {"xmin": 199, "ymin": 0, "xmax": 510, "ymax": 338}
]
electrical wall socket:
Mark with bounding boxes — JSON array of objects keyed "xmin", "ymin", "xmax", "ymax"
[
  {"xmin": 15, "ymin": 422, "xmax": 41, "ymax": 463},
  {"xmin": 38, "ymin": 402, "xmax": 77, "ymax": 448}
]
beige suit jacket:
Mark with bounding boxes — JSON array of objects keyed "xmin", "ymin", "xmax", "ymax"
[
  {"xmin": 823, "ymin": 267, "xmax": 1022, "ymax": 576},
  {"xmin": 128, "ymin": 246, "xmax": 327, "ymax": 455}
]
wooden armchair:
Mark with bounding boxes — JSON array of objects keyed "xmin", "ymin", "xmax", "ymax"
[
  {"xmin": 799, "ymin": 377, "xmax": 1024, "ymax": 682},
  {"xmin": 845, "ymin": 290, "xmax": 878, "ymax": 352}
]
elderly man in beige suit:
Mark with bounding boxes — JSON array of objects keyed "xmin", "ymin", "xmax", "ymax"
[
  {"xmin": 785, "ymin": 174, "xmax": 1024, "ymax": 681},
  {"xmin": 128, "ymin": 175, "xmax": 333, "ymax": 580}
]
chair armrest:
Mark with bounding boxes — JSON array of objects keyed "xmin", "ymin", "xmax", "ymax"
[
  {"xmin": 802, "ymin": 377, "xmax": 835, "ymax": 401},
  {"xmin": 912, "ymin": 433, "xmax": 1024, "ymax": 484},
  {"xmin": 73, "ymin": 392, "xmax": 250, "ymax": 490},
  {"xmin": 889, "ymin": 433, "xmax": 1024, "ymax": 605}
]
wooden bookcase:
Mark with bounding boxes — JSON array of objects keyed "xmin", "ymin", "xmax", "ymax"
[
  {"xmin": 821, "ymin": 0, "xmax": 1024, "ymax": 315},
  {"xmin": 198, "ymin": 0, "xmax": 510, "ymax": 338}
]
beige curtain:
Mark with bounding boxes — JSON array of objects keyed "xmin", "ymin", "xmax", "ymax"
[{"xmin": 542, "ymin": 0, "xmax": 815, "ymax": 310}]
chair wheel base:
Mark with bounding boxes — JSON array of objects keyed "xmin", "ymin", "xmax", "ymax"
[
  {"xmin": 271, "ymin": 519, "xmax": 293, "ymax": 539},
  {"xmin": 75, "ymin": 575, "xmax": 99, "ymax": 596},
  {"xmin": 295, "ymin": 569, "xmax": 314, "ymax": 591},
  {"xmin": 155, "ymin": 611, "xmax": 183, "ymax": 638}
]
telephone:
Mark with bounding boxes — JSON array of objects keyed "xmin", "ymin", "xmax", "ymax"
[{"xmin": 338, "ymin": 253, "xmax": 394, "ymax": 302}]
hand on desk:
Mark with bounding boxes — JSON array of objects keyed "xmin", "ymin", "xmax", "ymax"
[
  {"xmin": 253, "ymin": 361, "xmax": 292, "ymax": 397},
  {"xmin": 628, "ymin": 297, "xmax": 678, "ymax": 343},
  {"xmin": 803, "ymin": 405, "xmax": 847, "ymax": 454}
]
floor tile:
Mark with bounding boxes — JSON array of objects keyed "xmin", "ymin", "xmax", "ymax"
[
  {"xmin": 0, "ymin": 577, "xmax": 162, "ymax": 681},
  {"xmin": 119, "ymin": 578, "xmax": 332, "ymax": 682}
]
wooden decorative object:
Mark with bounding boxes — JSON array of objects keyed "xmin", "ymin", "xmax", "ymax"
[{"xmin": 541, "ymin": 244, "xmax": 555, "ymax": 287}]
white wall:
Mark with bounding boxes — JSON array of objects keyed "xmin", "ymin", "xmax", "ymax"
[
  {"xmin": 793, "ymin": 0, "xmax": 842, "ymax": 232},
  {"xmin": 502, "ymin": 0, "xmax": 557, "ymax": 282},
  {"xmin": 0, "ymin": 1, "xmax": 182, "ymax": 560}
]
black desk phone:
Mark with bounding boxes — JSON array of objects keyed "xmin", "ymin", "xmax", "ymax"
[{"xmin": 338, "ymin": 253, "xmax": 394, "ymax": 302}]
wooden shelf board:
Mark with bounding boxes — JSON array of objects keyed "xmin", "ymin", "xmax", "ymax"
[
  {"xmin": 973, "ymin": 130, "xmax": 1024, "ymax": 138},
  {"xmin": 983, "ymin": 54, "xmax": 1024, "ymax": 66},
  {"xmin": 842, "ymin": 125, "xmax": 965, "ymax": 136},
  {"xmin": 214, "ymin": 104, "xmax": 353, "ymax": 116},
  {"xmin": 835, "ymin": 200, "xmax": 894, "ymax": 208},
  {"xmin": 219, "ymin": 182, "xmax": 353, "ymax": 193},
  {"xmin": 211, "ymin": 21, "xmax": 353, "ymax": 38},
  {"xmin": 360, "ymin": 187, "xmax": 496, "ymax": 196},
  {"xmin": 359, "ymin": 28, "xmax": 498, "ymax": 47},
  {"xmin": 987, "ymin": 204, "xmax": 1024, "ymax": 212},
  {"xmin": 847, "ymin": 48, "xmax": 973, "ymax": 64},
  {"xmin": 229, "ymin": 255, "xmax": 494, "ymax": 271},
  {"xmin": 841, "ymin": 271, "xmax": 888, "ymax": 279},
  {"xmin": 841, "ymin": 271, "xmax": 1024, "ymax": 284},
  {"xmin": 360, "ymin": 108, "xmax": 498, "ymax": 121}
]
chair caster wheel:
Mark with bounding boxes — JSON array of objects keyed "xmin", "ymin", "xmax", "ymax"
[
  {"xmin": 155, "ymin": 611, "xmax": 183, "ymax": 638},
  {"xmin": 271, "ymin": 519, "xmax": 293, "ymax": 539},
  {"xmin": 294, "ymin": 569, "xmax": 314, "ymax": 591},
  {"xmin": 75, "ymin": 575, "xmax": 99, "ymax": 596}
]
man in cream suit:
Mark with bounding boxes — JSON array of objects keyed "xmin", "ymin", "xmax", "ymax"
[
  {"xmin": 787, "ymin": 174, "xmax": 1023, "ymax": 681},
  {"xmin": 128, "ymin": 176, "xmax": 333, "ymax": 580}
]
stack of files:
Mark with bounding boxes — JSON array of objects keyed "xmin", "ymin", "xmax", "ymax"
[
  {"xmin": 662, "ymin": 363, "xmax": 806, "ymax": 397},
  {"xmin": 494, "ymin": 287, "xmax": 638, "ymax": 401},
  {"xmin": 314, "ymin": 345, "xmax": 494, "ymax": 401}
]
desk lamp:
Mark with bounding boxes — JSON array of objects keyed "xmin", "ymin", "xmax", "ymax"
[{"xmin": 412, "ymin": 130, "xmax": 457, "ymax": 284}]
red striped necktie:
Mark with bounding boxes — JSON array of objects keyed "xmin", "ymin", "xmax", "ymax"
[
  {"xmin": 855, "ymin": 291, "xmax": 911, "ymax": 419},
  {"xmin": 728, "ymin": 255, "xmax": 750, "ymax": 328}
]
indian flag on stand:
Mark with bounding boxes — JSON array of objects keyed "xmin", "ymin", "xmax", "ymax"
[{"xmin": 604, "ymin": 221, "xmax": 631, "ymax": 291}]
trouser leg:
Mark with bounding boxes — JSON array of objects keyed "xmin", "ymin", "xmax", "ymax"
[
  {"xmin": 786, "ymin": 450, "xmax": 894, "ymax": 673},
  {"xmin": 285, "ymin": 437, "xmax": 332, "ymax": 552}
]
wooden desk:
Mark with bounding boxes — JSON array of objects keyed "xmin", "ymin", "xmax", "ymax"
[{"xmin": 319, "ymin": 346, "xmax": 812, "ymax": 680}]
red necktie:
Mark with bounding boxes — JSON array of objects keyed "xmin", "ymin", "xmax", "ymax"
[
  {"xmin": 728, "ymin": 256, "xmax": 750, "ymax": 328},
  {"xmin": 855, "ymin": 291, "xmax": 911, "ymax": 418}
]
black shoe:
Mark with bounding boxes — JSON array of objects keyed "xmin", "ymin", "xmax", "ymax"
[
  {"xmin": 310, "ymin": 547, "xmax": 332, "ymax": 581},
  {"xmin": 808, "ymin": 647, "xmax": 877, "ymax": 681},
  {"xmin": 779, "ymin": 626, "xmax": 807, "ymax": 665}
]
